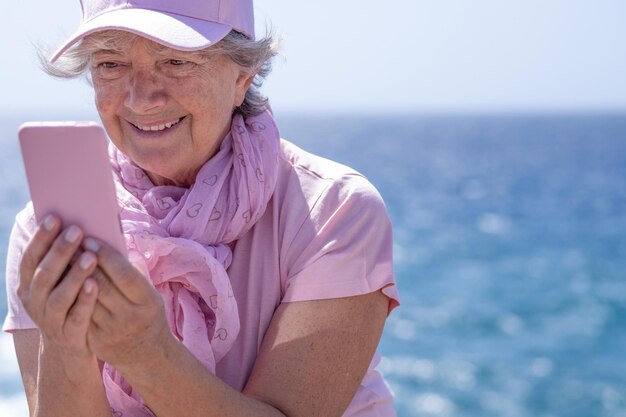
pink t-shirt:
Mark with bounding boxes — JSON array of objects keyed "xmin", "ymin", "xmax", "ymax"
[{"xmin": 3, "ymin": 139, "xmax": 400, "ymax": 416}]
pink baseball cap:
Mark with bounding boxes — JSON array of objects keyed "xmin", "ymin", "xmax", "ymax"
[{"xmin": 50, "ymin": 0, "xmax": 255, "ymax": 62}]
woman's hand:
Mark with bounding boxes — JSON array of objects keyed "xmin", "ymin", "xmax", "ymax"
[
  {"xmin": 18, "ymin": 215, "xmax": 99, "ymax": 358},
  {"xmin": 82, "ymin": 237, "xmax": 174, "ymax": 370}
]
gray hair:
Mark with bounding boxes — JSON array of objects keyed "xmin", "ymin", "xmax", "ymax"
[{"xmin": 39, "ymin": 30, "xmax": 279, "ymax": 118}]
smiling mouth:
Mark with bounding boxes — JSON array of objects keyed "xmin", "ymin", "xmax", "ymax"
[{"xmin": 131, "ymin": 117, "xmax": 184, "ymax": 132}]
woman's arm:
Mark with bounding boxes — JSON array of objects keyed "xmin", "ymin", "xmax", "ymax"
[
  {"xmin": 135, "ymin": 293, "xmax": 387, "ymax": 417},
  {"xmin": 243, "ymin": 291, "xmax": 389, "ymax": 417},
  {"xmin": 12, "ymin": 329, "xmax": 38, "ymax": 413},
  {"xmin": 84, "ymin": 238, "xmax": 389, "ymax": 417},
  {"xmin": 14, "ymin": 330, "xmax": 111, "ymax": 417},
  {"xmin": 14, "ymin": 216, "xmax": 112, "ymax": 417}
]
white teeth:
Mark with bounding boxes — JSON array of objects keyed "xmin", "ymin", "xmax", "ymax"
[{"xmin": 134, "ymin": 117, "xmax": 182, "ymax": 132}]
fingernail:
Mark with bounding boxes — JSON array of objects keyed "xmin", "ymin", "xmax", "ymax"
[
  {"xmin": 64, "ymin": 226, "xmax": 81, "ymax": 243},
  {"xmin": 43, "ymin": 215, "xmax": 57, "ymax": 231},
  {"xmin": 83, "ymin": 238, "xmax": 100, "ymax": 253},
  {"xmin": 79, "ymin": 252, "xmax": 96, "ymax": 270},
  {"xmin": 83, "ymin": 278, "xmax": 95, "ymax": 295}
]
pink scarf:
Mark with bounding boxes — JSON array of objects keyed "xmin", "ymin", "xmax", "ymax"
[{"xmin": 103, "ymin": 110, "xmax": 280, "ymax": 416}]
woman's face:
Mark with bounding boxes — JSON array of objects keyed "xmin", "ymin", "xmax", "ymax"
[{"xmin": 91, "ymin": 35, "xmax": 253, "ymax": 186}]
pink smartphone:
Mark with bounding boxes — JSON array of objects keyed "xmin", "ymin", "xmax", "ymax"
[{"xmin": 18, "ymin": 121, "xmax": 127, "ymax": 256}]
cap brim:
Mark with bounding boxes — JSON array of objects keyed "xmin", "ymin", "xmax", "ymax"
[{"xmin": 50, "ymin": 8, "xmax": 232, "ymax": 62}]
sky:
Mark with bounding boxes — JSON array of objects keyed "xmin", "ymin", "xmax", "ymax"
[{"xmin": 1, "ymin": 0, "xmax": 626, "ymax": 116}]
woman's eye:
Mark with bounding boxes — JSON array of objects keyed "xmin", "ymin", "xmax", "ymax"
[
  {"xmin": 92, "ymin": 60, "xmax": 125, "ymax": 80},
  {"xmin": 169, "ymin": 59, "xmax": 187, "ymax": 66},
  {"xmin": 99, "ymin": 62, "xmax": 119, "ymax": 69}
]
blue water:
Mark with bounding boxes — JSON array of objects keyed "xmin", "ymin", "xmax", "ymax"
[{"xmin": 1, "ymin": 113, "xmax": 626, "ymax": 416}]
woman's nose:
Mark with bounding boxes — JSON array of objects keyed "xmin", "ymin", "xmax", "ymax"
[{"xmin": 124, "ymin": 70, "xmax": 167, "ymax": 114}]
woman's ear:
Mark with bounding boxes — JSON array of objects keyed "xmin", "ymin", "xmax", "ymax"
[{"xmin": 234, "ymin": 71, "xmax": 256, "ymax": 107}]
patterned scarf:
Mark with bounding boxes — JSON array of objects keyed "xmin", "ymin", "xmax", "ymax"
[{"xmin": 103, "ymin": 110, "xmax": 280, "ymax": 416}]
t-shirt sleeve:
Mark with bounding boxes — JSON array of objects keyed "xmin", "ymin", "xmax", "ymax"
[
  {"xmin": 282, "ymin": 174, "xmax": 400, "ymax": 313},
  {"xmin": 3, "ymin": 204, "xmax": 38, "ymax": 332}
]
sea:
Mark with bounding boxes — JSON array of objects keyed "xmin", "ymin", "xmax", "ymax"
[{"xmin": 0, "ymin": 112, "xmax": 625, "ymax": 417}]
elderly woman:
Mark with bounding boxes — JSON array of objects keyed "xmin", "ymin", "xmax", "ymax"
[{"xmin": 4, "ymin": 1, "xmax": 400, "ymax": 416}]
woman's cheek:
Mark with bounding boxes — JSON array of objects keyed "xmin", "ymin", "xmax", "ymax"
[
  {"xmin": 93, "ymin": 83, "xmax": 126, "ymax": 149},
  {"xmin": 94, "ymin": 83, "xmax": 118, "ymax": 116}
]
